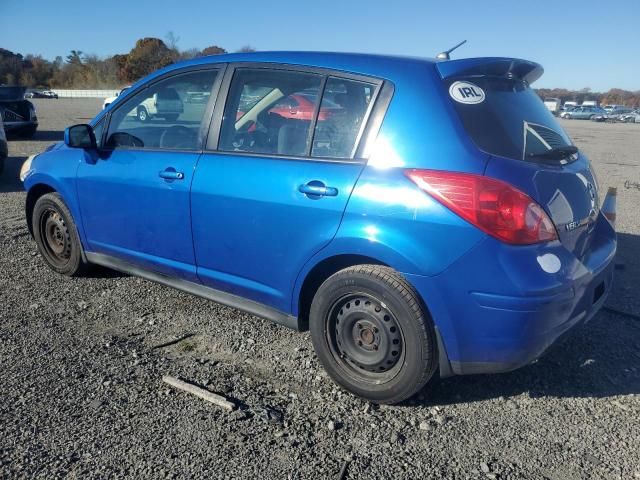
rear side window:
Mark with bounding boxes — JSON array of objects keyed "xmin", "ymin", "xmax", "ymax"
[
  {"xmin": 219, "ymin": 69, "xmax": 323, "ymax": 156},
  {"xmin": 311, "ymin": 77, "xmax": 374, "ymax": 159},
  {"xmin": 447, "ymin": 77, "xmax": 573, "ymax": 161}
]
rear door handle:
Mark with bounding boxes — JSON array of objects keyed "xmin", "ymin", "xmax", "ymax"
[
  {"xmin": 159, "ymin": 168, "xmax": 184, "ymax": 180},
  {"xmin": 299, "ymin": 181, "xmax": 338, "ymax": 198}
]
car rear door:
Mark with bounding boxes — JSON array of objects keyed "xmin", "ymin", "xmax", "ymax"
[
  {"xmin": 76, "ymin": 67, "xmax": 223, "ymax": 281},
  {"xmin": 190, "ymin": 65, "xmax": 383, "ymax": 313}
]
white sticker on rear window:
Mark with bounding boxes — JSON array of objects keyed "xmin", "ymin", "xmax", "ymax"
[{"xmin": 449, "ymin": 81, "xmax": 485, "ymax": 104}]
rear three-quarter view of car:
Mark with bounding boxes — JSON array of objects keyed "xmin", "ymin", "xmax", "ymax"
[{"xmin": 20, "ymin": 52, "xmax": 616, "ymax": 404}]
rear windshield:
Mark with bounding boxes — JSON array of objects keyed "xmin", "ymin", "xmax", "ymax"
[{"xmin": 447, "ymin": 76, "xmax": 573, "ymax": 162}]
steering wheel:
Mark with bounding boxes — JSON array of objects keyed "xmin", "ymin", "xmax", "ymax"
[{"xmin": 159, "ymin": 125, "xmax": 195, "ymax": 149}]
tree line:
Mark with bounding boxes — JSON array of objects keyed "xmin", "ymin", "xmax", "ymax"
[
  {"xmin": 0, "ymin": 35, "xmax": 254, "ymax": 89},
  {"xmin": 1, "ymin": 40, "xmax": 639, "ymax": 106}
]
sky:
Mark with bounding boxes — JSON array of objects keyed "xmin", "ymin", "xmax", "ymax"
[{"xmin": 1, "ymin": 0, "xmax": 639, "ymax": 91}]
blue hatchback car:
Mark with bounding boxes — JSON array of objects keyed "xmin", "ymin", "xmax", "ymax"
[{"xmin": 21, "ymin": 52, "xmax": 616, "ymax": 404}]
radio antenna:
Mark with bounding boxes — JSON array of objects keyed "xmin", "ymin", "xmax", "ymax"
[{"xmin": 436, "ymin": 40, "xmax": 467, "ymax": 60}]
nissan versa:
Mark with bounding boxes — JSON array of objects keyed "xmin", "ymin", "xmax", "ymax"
[{"xmin": 20, "ymin": 52, "xmax": 616, "ymax": 404}]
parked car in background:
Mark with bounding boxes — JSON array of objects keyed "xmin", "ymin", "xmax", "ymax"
[
  {"xmin": 104, "ymin": 86, "xmax": 183, "ymax": 122},
  {"xmin": 0, "ymin": 114, "xmax": 7, "ymax": 175},
  {"xmin": 25, "ymin": 90, "xmax": 58, "ymax": 99},
  {"xmin": 131, "ymin": 88, "xmax": 184, "ymax": 122},
  {"xmin": 0, "ymin": 86, "xmax": 38, "ymax": 137},
  {"xmin": 593, "ymin": 107, "xmax": 635, "ymax": 122},
  {"xmin": 619, "ymin": 110, "xmax": 640, "ymax": 123},
  {"xmin": 563, "ymin": 101, "xmax": 578, "ymax": 110},
  {"xmin": 559, "ymin": 106, "xmax": 578, "ymax": 118},
  {"xmin": 544, "ymin": 97, "xmax": 562, "ymax": 115},
  {"xmin": 20, "ymin": 52, "xmax": 616, "ymax": 404},
  {"xmin": 563, "ymin": 105, "xmax": 606, "ymax": 120},
  {"xmin": 103, "ymin": 87, "xmax": 130, "ymax": 110},
  {"xmin": 581, "ymin": 100, "xmax": 598, "ymax": 107},
  {"xmin": 603, "ymin": 104, "xmax": 624, "ymax": 113}
]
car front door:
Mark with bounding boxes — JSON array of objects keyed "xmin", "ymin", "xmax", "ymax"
[
  {"xmin": 77, "ymin": 67, "xmax": 222, "ymax": 281},
  {"xmin": 190, "ymin": 66, "xmax": 382, "ymax": 313}
]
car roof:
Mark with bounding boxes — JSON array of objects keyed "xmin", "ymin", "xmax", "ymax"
[
  {"xmin": 146, "ymin": 51, "xmax": 436, "ymax": 82},
  {"xmin": 138, "ymin": 51, "xmax": 541, "ymax": 86}
]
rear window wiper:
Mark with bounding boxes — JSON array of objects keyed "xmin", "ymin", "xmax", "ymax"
[{"xmin": 527, "ymin": 145, "xmax": 578, "ymax": 161}]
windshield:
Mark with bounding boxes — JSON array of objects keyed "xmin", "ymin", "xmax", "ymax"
[{"xmin": 447, "ymin": 76, "xmax": 574, "ymax": 162}]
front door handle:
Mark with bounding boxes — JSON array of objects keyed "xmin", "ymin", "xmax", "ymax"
[
  {"xmin": 159, "ymin": 168, "xmax": 184, "ymax": 180},
  {"xmin": 299, "ymin": 181, "xmax": 338, "ymax": 198}
]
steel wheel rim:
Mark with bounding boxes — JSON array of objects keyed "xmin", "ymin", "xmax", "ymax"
[
  {"xmin": 326, "ymin": 293, "xmax": 405, "ymax": 382},
  {"xmin": 39, "ymin": 208, "xmax": 71, "ymax": 266}
]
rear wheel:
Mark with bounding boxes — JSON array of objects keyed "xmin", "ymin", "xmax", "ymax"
[
  {"xmin": 32, "ymin": 193, "xmax": 88, "ymax": 276},
  {"xmin": 310, "ymin": 265, "xmax": 438, "ymax": 404}
]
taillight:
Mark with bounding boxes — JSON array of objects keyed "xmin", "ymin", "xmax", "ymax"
[{"xmin": 405, "ymin": 169, "xmax": 558, "ymax": 245}]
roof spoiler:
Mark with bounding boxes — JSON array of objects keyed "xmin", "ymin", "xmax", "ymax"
[{"xmin": 436, "ymin": 57, "xmax": 544, "ymax": 85}]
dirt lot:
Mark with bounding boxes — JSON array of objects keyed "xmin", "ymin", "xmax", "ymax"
[{"xmin": 1, "ymin": 99, "xmax": 639, "ymax": 479}]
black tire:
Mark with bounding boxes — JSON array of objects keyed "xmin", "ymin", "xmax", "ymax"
[
  {"xmin": 32, "ymin": 192, "xmax": 88, "ymax": 276},
  {"xmin": 164, "ymin": 114, "xmax": 179, "ymax": 122},
  {"xmin": 137, "ymin": 106, "xmax": 149, "ymax": 122},
  {"xmin": 310, "ymin": 265, "xmax": 438, "ymax": 404}
]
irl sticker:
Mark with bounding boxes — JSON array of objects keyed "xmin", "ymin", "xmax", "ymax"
[{"xmin": 449, "ymin": 81, "xmax": 485, "ymax": 104}]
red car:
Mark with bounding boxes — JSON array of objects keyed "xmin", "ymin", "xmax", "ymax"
[{"xmin": 268, "ymin": 93, "xmax": 341, "ymax": 121}]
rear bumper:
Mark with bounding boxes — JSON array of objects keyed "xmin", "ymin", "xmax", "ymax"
[{"xmin": 405, "ymin": 214, "xmax": 616, "ymax": 376}]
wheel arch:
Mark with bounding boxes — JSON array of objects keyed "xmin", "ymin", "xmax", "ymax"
[
  {"xmin": 296, "ymin": 254, "xmax": 387, "ymax": 330},
  {"xmin": 25, "ymin": 183, "xmax": 57, "ymax": 237}
]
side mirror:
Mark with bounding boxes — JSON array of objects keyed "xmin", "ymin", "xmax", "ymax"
[{"xmin": 64, "ymin": 124, "xmax": 97, "ymax": 149}]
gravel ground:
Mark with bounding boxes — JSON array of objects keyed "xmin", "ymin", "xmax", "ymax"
[{"xmin": 1, "ymin": 99, "xmax": 639, "ymax": 479}]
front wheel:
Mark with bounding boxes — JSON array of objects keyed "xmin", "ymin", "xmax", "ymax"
[
  {"xmin": 310, "ymin": 265, "xmax": 438, "ymax": 404},
  {"xmin": 32, "ymin": 193, "xmax": 88, "ymax": 276}
]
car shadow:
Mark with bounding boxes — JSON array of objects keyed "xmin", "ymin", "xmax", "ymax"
[
  {"xmin": 85, "ymin": 267, "xmax": 127, "ymax": 279},
  {"xmin": 420, "ymin": 231, "xmax": 640, "ymax": 405},
  {"xmin": 7, "ymin": 130, "xmax": 63, "ymax": 142},
  {"xmin": 32, "ymin": 130, "xmax": 64, "ymax": 142},
  {"xmin": 0, "ymin": 155, "xmax": 26, "ymax": 193}
]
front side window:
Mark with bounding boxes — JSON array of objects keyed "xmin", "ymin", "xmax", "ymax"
[
  {"xmin": 311, "ymin": 77, "xmax": 374, "ymax": 159},
  {"xmin": 105, "ymin": 69, "xmax": 219, "ymax": 150},
  {"xmin": 219, "ymin": 69, "xmax": 323, "ymax": 156}
]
